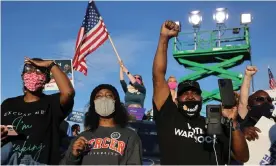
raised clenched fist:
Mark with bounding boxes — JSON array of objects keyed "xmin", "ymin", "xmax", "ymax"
[
  {"xmin": 72, "ymin": 136, "xmax": 88, "ymax": 157},
  {"xmin": 160, "ymin": 20, "xmax": 180, "ymax": 39},
  {"xmin": 245, "ymin": 66, "xmax": 258, "ymax": 77}
]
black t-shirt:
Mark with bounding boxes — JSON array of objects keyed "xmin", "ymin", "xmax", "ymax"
[
  {"xmin": 1, "ymin": 93, "xmax": 73, "ymax": 164},
  {"xmin": 153, "ymin": 94, "xmax": 230, "ymax": 165}
]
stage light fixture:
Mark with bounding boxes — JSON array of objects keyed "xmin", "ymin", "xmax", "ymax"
[
  {"xmin": 213, "ymin": 8, "xmax": 229, "ymax": 24},
  {"xmin": 189, "ymin": 10, "xmax": 202, "ymax": 27},
  {"xmin": 241, "ymin": 13, "xmax": 252, "ymax": 25}
]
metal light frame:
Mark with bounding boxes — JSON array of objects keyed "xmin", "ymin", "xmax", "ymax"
[
  {"xmin": 188, "ymin": 10, "xmax": 202, "ymax": 50},
  {"xmin": 213, "ymin": 8, "xmax": 229, "ymax": 47}
]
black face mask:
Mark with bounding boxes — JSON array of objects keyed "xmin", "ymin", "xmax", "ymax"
[
  {"xmin": 178, "ymin": 100, "xmax": 202, "ymax": 118},
  {"xmin": 248, "ymin": 102, "xmax": 275, "ymax": 120}
]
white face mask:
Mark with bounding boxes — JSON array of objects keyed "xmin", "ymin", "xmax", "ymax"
[{"xmin": 94, "ymin": 97, "xmax": 115, "ymax": 117}]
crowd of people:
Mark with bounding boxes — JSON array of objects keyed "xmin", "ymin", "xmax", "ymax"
[{"xmin": 1, "ymin": 20, "xmax": 275, "ymax": 165}]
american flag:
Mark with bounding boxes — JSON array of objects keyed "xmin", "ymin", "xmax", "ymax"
[
  {"xmin": 268, "ymin": 67, "xmax": 276, "ymax": 90},
  {"xmin": 73, "ymin": 0, "xmax": 108, "ymax": 75}
]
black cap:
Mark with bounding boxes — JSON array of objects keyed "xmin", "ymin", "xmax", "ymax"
[{"xmin": 177, "ymin": 80, "xmax": 202, "ymax": 95}]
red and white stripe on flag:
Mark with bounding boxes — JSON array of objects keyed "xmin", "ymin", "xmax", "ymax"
[
  {"xmin": 270, "ymin": 78, "xmax": 276, "ymax": 90},
  {"xmin": 268, "ymin": 67, "xmax": 276, "ymax": 90},
  {"xmin": 72, "ymin": 0, "xmax": 109, "ymax": 76}
]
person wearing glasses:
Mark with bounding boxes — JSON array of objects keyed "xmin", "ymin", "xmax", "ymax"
[
  {"xmin": 119, "ymin": 61, "xmax": 146, "ymax": 109},
  {"xmin": 240, "ymin": 90, "xmax": 275, "ymax": 140},
  {"xmin": 1, "ymin": 57, "xmax": 75, "ymax": 164},
  {"xmin": 235, "ymin": 66, "xmax": 275, "ymax": 141}
]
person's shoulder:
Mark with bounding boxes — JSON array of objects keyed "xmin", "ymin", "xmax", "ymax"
[
  {"xmin": 79, "ymin": 130, "xmax": 92, "ymax": 136},
  {"xmin": 1, "ymin": 96, "xmax": 23, "ymax": 105},
  {"xmin": 126, "ymin": 125, "xmax": 137, "ymax": 132},
  {"xmin": 46, "ymin": 93, "xmax": 60, "ymax": 98},
  {"xmin": 75, "ymin": 130, "xmax": 93, "ymax": 140},
  {"xmin": 42, "ymin": 93, "xmax": 60, "ymax": 101},
  {"xmin": 153, "ymin": 93, "xmax": 177, "ymax": 112},
  {"xmin": 122, "ymin": 126, "xmax": 140, "ymax": 138}
]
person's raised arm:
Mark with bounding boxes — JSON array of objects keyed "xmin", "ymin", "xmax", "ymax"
[
  {"xmin": 120, "ymin": 65, "xmax": 124, "ymax": 81},
  {"xmin": 238, "ymin": 66, "xmax": 257, "ymax": 119},
  {"xmin": 153, "ymin": 21, "xmax": 179, "ymax": 111},
  {"xmin": 120, "ymin": 61, "xmax": 136, "ymax": 84},
  {"xmin": 119, "ymin": 66, "xmax": 128, "ymax": 93},
  {"xmin": 24, "ymin": 57, "xmax": 75, "ymax": 110}
]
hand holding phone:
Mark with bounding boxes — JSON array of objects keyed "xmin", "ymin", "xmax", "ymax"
[
  {"xmin": 6, "ymin": 125, "xmax": 18, "ymax": 136},
  {"xmin": 221, "ymin": 106, "xmax": 238, "ymax": 122},
  {"xmin": 218, "ymin": 79, "xmax": 236, "ymax": 108}
]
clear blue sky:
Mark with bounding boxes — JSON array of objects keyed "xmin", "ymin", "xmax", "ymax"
[{"xmin": 2, "ymin": 1, "xmax": 276, "ymax": 118}]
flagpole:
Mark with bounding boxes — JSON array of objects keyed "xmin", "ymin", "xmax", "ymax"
[
  {"xmin": 92, "ymin": 0, "xmax": 122, "ymax": 62},
  {"xmin": 108, "ymin": 35, "xmax": 122, "ymax": 62}
]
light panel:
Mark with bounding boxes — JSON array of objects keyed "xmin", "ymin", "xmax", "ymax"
[{"xmin": 241, "ymin": 13, "xmax": 252, "ymax": 25}]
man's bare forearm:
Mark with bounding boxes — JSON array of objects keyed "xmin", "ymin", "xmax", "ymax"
[
  {"xmin": 238, "ymin": 75, "xmax": 252, "ymax": 119},
  {"xmin": 231, "ymin": 121, "xmax": 249, "ymax": 163}
]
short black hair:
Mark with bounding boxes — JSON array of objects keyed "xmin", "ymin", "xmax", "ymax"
[
  {"xmin": 71, "ymin": 124, "xmax": 80, "ymax": 131},
  {"xmin": 21, "ymin": 58, "xmax": 51, "ymax": 83},
  {"xmin": 84, "ymin": 84, "xmax": 129, "ymax": 131}
]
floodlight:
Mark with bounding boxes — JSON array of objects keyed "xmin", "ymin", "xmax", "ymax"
[
  {"xmin": 241, "ymin": 13, "xmax": 252, "ymax": 25},
  {"xmin": 189, "ymin": 10, "xmax": 202, "ymax": 27},
  {"xmin": 213, "ymin": 8, "xmax": 229, "ymax": 24}
]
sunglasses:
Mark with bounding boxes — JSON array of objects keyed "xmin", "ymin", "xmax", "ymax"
[
  {"xmin": 23, "ymin": 64, "xmax": 46, "ymax": 74},
  {"xmin": 134, "ymin": 76, "xmax": 141, "ymax": 80},
  {"xmin": 254, "ymin": 96, "xmax": 272, "ymax": 103}
]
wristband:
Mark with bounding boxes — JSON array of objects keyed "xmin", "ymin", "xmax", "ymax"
[
  {"xmin": 231, "ymin": 122, "xmax": 240, "ymax": 131},
  {"xmin": 48, "ymin": 61, "xmax": 56, "ymax": 71}
]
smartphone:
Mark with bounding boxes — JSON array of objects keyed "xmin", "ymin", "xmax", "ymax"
[
  {"xmin": 218, "ymin": 79, "xmax": 236, "ymax": 108},
  {"xmin": 175, "ymin": 21, "xmax": 181, "ymax": 32},
  {"xmin": 206, "ymin": 105, "xmax": 223, "ymax": 135},
  {"xmin": 6, "ymin": 125, "xmax": 18, "ymax": 136}
]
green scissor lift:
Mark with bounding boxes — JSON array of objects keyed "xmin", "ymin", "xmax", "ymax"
[{"xmin": 173, "ymin": 26, "xmax": 251, "ymax": 106}]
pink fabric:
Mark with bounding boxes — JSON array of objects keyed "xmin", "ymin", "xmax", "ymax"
[
  {"xmin": 136, "ymin": 79, "xmax": 142, "ymax": 84},
  {"xmin": 168, "ymin": 82, "xmax": 177, "ymax": 90},
  {"xmin": 23, "ymin": 73, "xmax": 46, "ymax": 92}
]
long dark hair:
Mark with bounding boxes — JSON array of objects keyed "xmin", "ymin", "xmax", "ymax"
[{"xmin": 84, "ymin": 84, "xmax": 129, "ymax": 131}]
